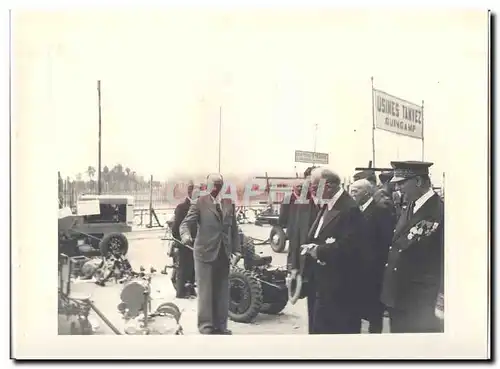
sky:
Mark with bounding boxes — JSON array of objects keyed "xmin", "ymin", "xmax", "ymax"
[{"xmin": 13, "ymin": 9, "xmax": 488, "ymax": 186}]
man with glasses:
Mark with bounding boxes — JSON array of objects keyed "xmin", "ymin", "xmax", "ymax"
[
  {"xmin": 300, "ymin": 167, "xmax": 366, "ymax": 334},
  {"xmin": 180, "ymin": 173, "xmax": 242, "ymax": 335},
  {"xmin": 380, "ymin": 161, "xmax": 444, "ymax": 333}
]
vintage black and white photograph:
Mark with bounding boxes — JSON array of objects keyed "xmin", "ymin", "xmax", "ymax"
[{"xmin": 12, "ymin": 5, "xmax": 490, "ymax": 360}]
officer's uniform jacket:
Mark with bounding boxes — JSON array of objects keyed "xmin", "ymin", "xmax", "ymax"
[{"xmin": 381, "ymin": 190, "xmax": 444, "ymax": 311}]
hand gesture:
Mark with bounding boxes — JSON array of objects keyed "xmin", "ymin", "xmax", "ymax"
[{"xmin": 181, "ymin": 235, "xmax": 193, "ymax": 246}]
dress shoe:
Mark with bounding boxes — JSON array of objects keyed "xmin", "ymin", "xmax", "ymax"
[
  {"xmin": 199, "ymin": 328, "xmax": 216, "ymax": 335},
  {"xmin": 213, "ymin": 328, "xmax": 232, "ymax": 335}
]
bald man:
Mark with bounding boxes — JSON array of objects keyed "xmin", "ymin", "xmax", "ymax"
[
  {"xmin": 350, "ymin": 179, "xmax": 396, "ymax": 333},
  {"xmin": 180, "ymin": 173, "xmax": 241, "ymax": 335},
  {"xmin": 301, "ymin": 167, "xmax": 365, "ymax": 334}
]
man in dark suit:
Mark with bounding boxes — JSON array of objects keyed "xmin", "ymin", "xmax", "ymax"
[
  {"xmin": 284, "ymin": 167, "xmax": 321, "ymax": 333},
  {"xmin": 349, "ymin": 179, "xmax": 396, "ymax": 333},
  {"xmin": 171, "ymin": 181, "xmax": 197, "ymax": 298},
  {"xmin": 301, "ymin": 167, "xmax": 366, "ymax": 334},
  {"xmin": 180, "ymin": 173, "xmax": 241, "ymax": 335},
  {"xmin": 381, "ymin": 161, "xmax": 444, "ymax": 333},
  {"xmin": 284, "ymin": 166, "xmax": 319, "ymax": 272}
]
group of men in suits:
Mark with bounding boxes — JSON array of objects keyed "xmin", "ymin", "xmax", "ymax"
[{"xmin": 284, "ymin": 161, "xmax": 444, "ymax": 334}]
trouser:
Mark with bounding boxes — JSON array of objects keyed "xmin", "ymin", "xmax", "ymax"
[
  {"xmin": 310, "ymin": 295, "xmax": 362, "ymax": 334},
  {"xmin": 174, "ymin": 246, "xmax": 195, "ymax": 297},
  {"xmin": 364, "ymin": 301, "xmax": 385, "ymax": 334},
  {"xmin": 194, "ymin": 248, "xmax": 230, "ymax": 334},
  {"xmin": 306, "ymin": 274, "xmax": 316, "ymax": 334},
  {"xmin": 389, "ymin": 306, "xmax": 443, "ymax": 333}
]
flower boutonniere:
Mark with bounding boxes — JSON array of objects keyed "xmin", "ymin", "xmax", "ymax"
[{"xmin": 407, "ymin": 220, "xmax": 440, "ymax": 242}]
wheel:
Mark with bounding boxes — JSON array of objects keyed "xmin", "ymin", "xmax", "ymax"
[
  {"xmin": 155, "ymin": 302, "xmax": 182, "ymax": 322},
  {"xmin": 228, "ymin": 267, "xmax": 263, "ymax": 323},
  {"xmin": 269, "ymin": 226, "xmax": 286, "ymax": 253},
  {"xmin": 99, "ymin": 232, "xmax": 129, "ymax": 257},
  {"xmin": 260, "ymin": 299, "xmax": 288, "ymax": 315}
]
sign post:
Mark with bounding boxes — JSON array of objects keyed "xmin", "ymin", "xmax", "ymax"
[{"xmin": 294, "ymin": 150, "xmax": 329, "ymax": 165}]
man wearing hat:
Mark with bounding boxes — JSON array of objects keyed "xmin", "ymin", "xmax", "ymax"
[
  {"xmin": 380, "ymin": 161, "xmax": 444, "ymax": 333},
  {"xmin": 353, "ymin": 169, "xmax": 377, "ymax": 187}
]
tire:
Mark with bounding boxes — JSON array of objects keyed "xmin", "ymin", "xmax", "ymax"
[
  {"xmin": 260, "ymin": 299, "xmax": 288, "ymax": 315},
  {"xmin": 269, "ymin": 226, "xmax": 286, "ymax": 253},
  {"xmin": 99, "ymin": 232, "xmax": 129, "ymax": 257},
  {"xmin": 228, "ymin": 267, "xmax": 263, "ymax": 323},
  {"xmin": 155, "ymin": 302, "xmax": 182, "ymax": 322},
  {"xmin": 241, "ymin": 237, "xmax": 256, "ymax": 270}
]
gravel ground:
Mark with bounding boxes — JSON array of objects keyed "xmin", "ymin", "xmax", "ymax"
[{"xmin": 68, "ymin": 224, "xmax": 389, "ymax": 335}]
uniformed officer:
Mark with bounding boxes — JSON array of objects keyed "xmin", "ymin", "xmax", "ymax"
[{"xmin": 380, "ymin": 161, "xmax": 444, "ymax": 333}]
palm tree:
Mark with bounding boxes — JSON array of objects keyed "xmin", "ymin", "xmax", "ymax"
[
  {"xmin": 102, "ymin": 166, "xmax": 110, "ymax": 192},
  {"xmin": 87, "ymin": 166, "xmax": 96, "ymax": 181}
]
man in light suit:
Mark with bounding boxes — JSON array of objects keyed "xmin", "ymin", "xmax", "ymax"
[
  {"xmin": 301, "ymin": 167, "xmax": 366, "ymax": 334},
  {"xmin": 180, "ymin": 173, "xmax": 241, "ymax": 335}
]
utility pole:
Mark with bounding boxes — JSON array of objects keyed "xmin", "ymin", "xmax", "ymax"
[
  {"xmin": 312, "ymin": 123, "xmax": 318, "ymax": 166},
  {"xmin": 97, "ymin": 80, "xmax": 102, "ymax": 194}
]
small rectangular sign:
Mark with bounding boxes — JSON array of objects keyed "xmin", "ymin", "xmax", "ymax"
[{"xmin": 294, "ymin": 150, "xmax": 329, "ymax": 164}]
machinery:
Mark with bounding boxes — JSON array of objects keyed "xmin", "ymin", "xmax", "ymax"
[
  {"xmin": 227, "ymin": 231, "xmax": 289, "ymax": 323},
  {"xmin": 252, "ymin": 173, "xmax": 300, "ymax": 253},
  {"xmin": 162, "ymin": 224, "xmax": 289, "ymax": 324},
  {"xmin": 58, "ymin": 253, "xmax": 183, "ymax": 335},
  {"xmin": 58, "ymin": 200, "xmax": 130, "ymax": 279},
  {"xmin": 71, "ymin": 194, "xmax": 134, "ymax": 250},
  {"xmin": 117, "ymin": 266, "xmax": 184, "ymax": 335}
]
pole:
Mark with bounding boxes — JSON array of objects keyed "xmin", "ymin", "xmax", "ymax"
[
  {"xmin": 218, "ymin": 106, "xmax": 222, "ymax": 173},
  {"xmin": 371, "ymin": 77, "xmax": 376, "ymax": 166},
  {"xmin": 97, "ymin": 80, "xmax": 102, "ymax": 194},
  {"xmin": 421, "ymin": 99, "xmax": 425, "ymax": 161},
  {"xmin": 149, "ymin": 175, "xmax": 153, "ymax": 227}
]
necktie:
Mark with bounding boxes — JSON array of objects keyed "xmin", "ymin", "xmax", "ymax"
[
  {"xmin": 215, "ymin": 203, "xmax": 223, "ymax": 219},
  {"xmin": 313, "ymin": 204, "xmax": 328, "ymax": 239}
]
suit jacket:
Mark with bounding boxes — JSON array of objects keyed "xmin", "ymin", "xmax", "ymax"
[
  {"xmin": 306, "ymin": 191, "xmax": 366, "ymax": 305},
  {"xmin": 279, "ymin": 192, "xmax": 298, "ymax": 238},
  {"xmin": 172, "ymin": 197, "xmax": 197, "ymax": 242},
  {"xmin": 287, "ymin": 199, "xmax": 320, "ymax": 271},
  {"xmin": 359, "ymin": 200, "xmax": 396, "ymax": 306},
  {"xmin": 180, "ymin": 194, "xmax": 241, "ymax": 263},
  {"xmin": 381, "ymin": 193, "xmax": 444, "ymax": 311}
]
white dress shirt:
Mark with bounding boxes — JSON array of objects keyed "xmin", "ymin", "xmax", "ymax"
[
  {"xmin": 413, "ymin": 187, "xmax": 435, "ymax": 214},
  {"xmin": 210, "ymin": 194, "xmax": 221, "ymax": 205},
  {"xmin": 314, "ymin": 188, "xmax": 344, "ymax": 239},
  {"xmin": 360, "ymin": 197, "xmax": 373, "ymax": 212}
]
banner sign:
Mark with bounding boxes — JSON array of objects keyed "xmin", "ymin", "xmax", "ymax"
[
  {"xmin": 294, "ymin": 150, "xmax": 329, "ymax": 164},
  {"xmin": 373, "ymin": 89, "xmax": 423, "ymax": 139}
]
